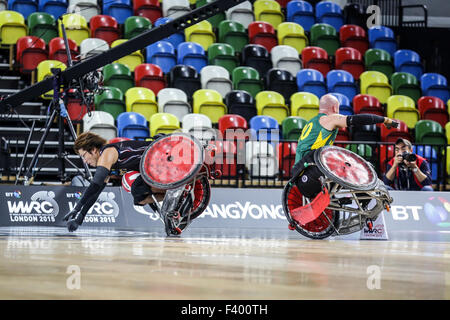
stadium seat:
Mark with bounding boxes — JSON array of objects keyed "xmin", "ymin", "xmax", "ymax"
[
  {"xmin": 149, "ymin": 113, "xmax": 180, "ymax": 137},
  {"xmin": 413, "ymin": 144, "xmax": 440, "ymax": 182},
  {"xmin": 394, "ymin": 49, "xmax": 423, "ymax": 80},
  {"xmin": 89, "ymin": 15, "xmax": 120, "ymax": 46},
  {"xmin": 83, "ymin": 111, "xmax": 117, "ymax": 141},
  {"xmin": 386, "ymin": 95, "xmax": 419, "ymax": 129},
  {"xmin": 277, "ymin": 141, "xmax": 297, "ymax": 178},
  {"xmin": 379, "ymin": 144, "xmax": 395, "ymax": 172},
  {"xmin": 218, "ymin": 20, "xmax": 248, "ymax": 53},
  {"xmin": 418, "ymin": 96, "xmax": 448, "ymax": 128},
  {"xmin": 58, "ymin": 13, "xmax": 90, "ymax": 46},
  {"xmin": 177, "ymin": 42, "xmax": 207, "ymax": 73},
  {"xmin": 339, "ymin": 24, "xmax": 369, "ymax": 55},
  {"xmin": 254, "ymin": 0, "xmax": 284, "ymax": 30},
  {"xmin": 168, "ymin": 64, "xmax": 201, "ymax": 99},
  {"xmin": 16, "ymin": 36, "xmax": 47, "ymax": 74},
  {"xmin": 271, "ymin": 45, "xmax": 302, "ymax": 77},
  {"xmin": 248, "ymin": 21, "xmax": 278, "ymax": 52},
  {"xmin": 365, "ymin": 48, "xmax": 394, "ymax": 78},
  {"xmin": 195, "ymin": 0, "xmax": 226, "ymax": 29},
  {"xmin": 163, "ymin": 0, "xmax": 191, "ymax": 19},
  {"xmin": 368, "ymin": 25, "xmax": 397, "ymax": 56},
  {"xmin": 102, "ymin": 63, "xmax": 134, "ymax": 97},
  {"xmin": 282, "ymin": 116, "xmax": 307, "ymax": 141},
  {"xmin": 420, "ymin": 73, "xmax": 450, "ymax": 103},
  {"xmin": 345, "ymin": 144, "xmax": 373, "ymax": 162},
  {"xmin": 391, "ymin": 72, "xmax": 421, "ymax": 103},
  {"xmin": 37, "ymin": 60, "xmax": 67, "ymax": 99},
  {"xmin": 335, "ymin": 126, "xmax": 350, "ymax": 146},
  {"xmin": 353, "ymin": 94, "xmax": 383, "ymax": 116},
  {"xmin": 246, "ymin": 140, "xmax": 278, "ymax": 177},
  {"xmin": 415, "ymin": 120, "xmax": 446, "ymax": 146},
  {"xmin": 218, "ymin": 114, "xmax": 248, "ymax": 141},
  {"xmin": 310, "ymin": 23, "xmax": 340, "ymax": 56},
  {"xmin": 154, "ymin": 17, "xmax": 184, "ymax": 48},
  {"xmin": 335, "ymin": 47, "xmax": 365, "ymax": 80},
  {"xmin": 326, "ymin": 69, "xmax": 358, "ymax": 102},
  {"xmin": 207, "ymin": 43, "xmax": 239, "ymax": 74},
  {"xmin": 80, "ymin": 38, "xmax": 109, "ymax": 59},
  {"xmin": 331, "ymin": 92, "xmax": 353, "ymax": 116},
  {"xmin": 39, "ymin": 0, "xmax": 68, "ymax": 19},
  {"xmin": 446, "ymin": 122, "xmax": 450, "ymax": 144},
  {"xmin": 145, "ymin": 41, "xmax": 176, "ymax": 74},
  {"xmin": 241, "ymin": 44, "xmax": 273, "ymax": 78},
  {"xmin": 125, "ymin": 87, "xmax": 158, "ymax": 121},
  {"xmin": 359, "ymin": 71, "xmax": 392, "ymax": 104},
  {"xmin": 117, "ymin": 112, "xmax": 149, "ymax": 140},
  {"xmin": 111, "ymin": 39, "xmax": 144, "ymax": 71},
  {"xmin": 296, "ymin": 69, "xmax": 327, "ymax": 98},
  {"xmin": 301, "ymin": 46, "xmax": 330, "ymax": 78},
  {"xmin": 380, "ymin": 119, "xmax": 411, "ymax": 143},
  {"xmin": 48, "ymin": 37, "xmax": 78, "ymax": 64},
  {"xmin": 103, "ymin": 0, "xmax": 133, "ymax": 25},
  {"xmin": 27, "ymin": 12, "xmax": 58, "ymax": 45},
  {"xmin": 290, "ymin": 92, "xmax": 319, "ymax": 120},
  {"xmin": 200, "ymin": 65, "xmax": 232, "ymax": 98},
  {"xmin": 249, "ymin": 115, "xmax": 279, "ymax": 141},
  {"xmin": 265, "ymin": 68, "xmax": 297, "ymax": 103},
  {"xmin": 315, "ymin": 1, "xmax": 344, "ymax": 31},
  {"xmin": 157, "ymin": 88, "xmax": 191, "ymax": 121},
  {"xmin": 185, "ymin": 20, "xmax": 216, "ymax": 51},
  {"xmin": 255, "ymin": 91, "xmax": 289, "ymax": 124},
  {"xmin": 66, "ymin": 89, "xmax": 91, "ymax": 121},
  {"xmin": 351, "ymin": 124, "xmax": 378, "ymax": 142},
  {"xmin": 134, "ymin": 0, "xmax": 162, "ymax": 24},
  {"xmin": 225, "ymin": 0, "xmax": 254, "ymax": 29},
  {"xmin": 8, "ymin": 0, "xmax": 38, "ymax": 19},
  {"xmin": 124, "ymin": 16, "xmax": 151, "ymax": 39},
  {"xmin": 134, "ymin": 63, "xmax": 166, "ymax": 95},
  {"xmin": 193, "ymin": 89, "xmax": 228, "ymax": 124},
  {"xmin": 182, "ymin": 113, "xmax": 216, "ymax": 142},
  {"xmin": 277, "ymin": 22, "xmax": 308, "ymax": 54},
  {"xmin": 0, "ymin": 10, "xmax": 27, "ymax": 46},
  {"xmin": 94, "ymin": 86, "xmax": 125, "ymax": 120},
  {"xmin": 286, "ymin": 0, "xmax": 315, "ymax": 32},
  {"xmin": 232, "ymin": 66, "xmax": 262, "ymax": 98},
  {"xmin": 209, "ymin": 139, "xmax": 239, "ymax": 178},
  {"xmin": 68, "ymin": 0, "xmax": 99, "ymax": 22},
  {"xmin": 225, "ymin": 90, "xmax": 257, "ymax": 122}
]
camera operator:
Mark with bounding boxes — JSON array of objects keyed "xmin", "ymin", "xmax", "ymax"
[{"xmin": 383, "ymin": 138, "xmax": 433, "ymax": 191}]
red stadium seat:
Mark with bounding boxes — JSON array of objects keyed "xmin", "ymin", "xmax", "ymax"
[
  {"xmin": 209, "ymin": 140, "xmax": 238, "ymax": 178},
  {"xmin": 380, "ymin": 119, "xmax": 412, "ymax": 143},
  {"xmin": 335, "ymin": 47, "xmax": 364, "ymax": 80},
  {"xmin": 277, "ymin": 141, "xmax": 297, "ymax": 179},
  {"xmin": 335, "ymin": 126, "xmax": 349, "ymax": 148},
  {"xmin": 66, "ymin": 89, "xmax": 92, "ymax": 121},
  {"xmin": 417, "ymin": 96, "xmax": 449, "ymax": 129},
  {"xmin": 301, "ymin": 46, "xmax": 330, "ymax": 77},
  {"xmin": 218, "ymin": 114, "xmax": 248, "ymax": 138},
  {"xmin": 16, "ymin": 36, "xmax": 47, "ymax": 73},
  {"xmin": 134, "ymin": 0, "xmax": 162, "ymax": 24},
  {"xmin": 49, "ymin": 37, "xmax": 78, "ymax": 64},
  {"xmin": 339, "ymin": 24, "xmax": 369, "ymax": 55},
  {"xmin": 379, "ymin": 144, "xmax": 395, "ymax": 173},
  {"xmin": 108, "ymin": 137, "xmax": 132, "ymax": 143},
  {"xmin": 248, "ymin": 21, "xmax": 278, "ymax": 52},
  {"xmin": 90, "ymin": 15, "xmax": 121, "ymax": 46},
  {"xmin": 134, "ymin": 63, "xmax": 166, "ymax": 95},
  {"xmin": 353, "ymin": 94, "xmax": 384, "ymax": 116}
]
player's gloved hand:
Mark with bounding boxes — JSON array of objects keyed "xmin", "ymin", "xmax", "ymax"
[
  {"xmin": 67, "ymin": 211, "xmax": 86, "ymax": 232},
  {"xmin": 63, "ymin": 208, "xmax": 79, "ymax": 221}
]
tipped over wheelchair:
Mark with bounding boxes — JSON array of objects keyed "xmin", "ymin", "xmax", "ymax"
[{"xmin": 282, "ymin": 145, "xmax": 393, "ymax": 239}]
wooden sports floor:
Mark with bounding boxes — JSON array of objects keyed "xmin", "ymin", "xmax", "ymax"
[{"xmin": 0, "ymin": 227, "xmax": 449, "ymax": 300}]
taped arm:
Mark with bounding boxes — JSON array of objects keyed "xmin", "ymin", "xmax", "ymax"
[{"xmin": 72, "ymin": 166, "xmax": 110, "ymax": 213}]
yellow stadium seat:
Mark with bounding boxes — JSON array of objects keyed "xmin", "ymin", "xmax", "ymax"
[
  {"xmin": 360, "ymin": 71, "xmax": 392, "ymax": 104},
  {"xmin": 447, "ymin": 99, "xmax": 450, "ymax": 117},
  {"xmin": 445, "ymin": 122, "xmax": 450, "ymax": 144},
  {"xmin": 185, "ymin": 20, "xmax": 216, "ymax": 51},
  {"xmin": 277, "ymin": 22, "xmax": 308, "ymax": 54},
  {"xmin": 254, "ymin": 0, "xmax": 284, "ymax": 30},
  {"xmin": 290, "ymin": 92, "xmax": 320, "ymax": 121},
  {"xmin": 447, "ymin": 146, "xmax": 450, "ymax": 183},
  {"xmin": 386, "ymin": 95, "xmax": 419, "ymax": 129},
  {"xmin": 255, "ymin": 90, "xmax": 289, "ymax": 124},
  {"xmin": 150, "ymin": 113, "xmax": 180, "ymax": 137},
  {"xmin": 37, "ymin": 60, "xmax": 67, "ymax": 99},
  {"xmin": 58, "ymin": 14, "xmax": 90, "ymax": 46},
  {"xmin": 125, "ymin": 87, "xmax": 158, "ymax": 121},
  {"xmin": 0, "ymin": 11, "xmax": 27, "ymax": 46},
  {"xmin": 193, "ymin": 89, "xmax": 227, "ymax": 123},
  {"xmin": 111, "ymin": 39, "xmax": 144, "ymax": 71}
]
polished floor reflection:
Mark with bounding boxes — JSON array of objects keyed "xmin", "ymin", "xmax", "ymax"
[{"xmin": 0, "ymin": 227, "xmax": 449, "ymax": 299}]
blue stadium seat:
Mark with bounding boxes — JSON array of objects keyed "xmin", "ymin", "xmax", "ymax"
[
  {"xmin": 249, "ymin": 115, "xmax": 279, "ymax": 141},
  {"xmin": 394, "ymin": 49, "xmax": 423, "ymax": 80},
  {"xmin": 326, "ymin": 69, "xmax": 358, "ymax": 101},
  {"xmin": 330, "ymin": 92, "xmax": 353, "ymax": 116},
  {"xmin": 103, "ymin": 0, "xmax": 133, "ymax": 24},
  {"xmin": 155, "ymin": 17, "xmax": 185, "ymax": 48},
  {"xmin": 315, "ymin": 1, "xmax": 344, "ymax": 31},
  {"xmin": 146, "ymin": 40, "xmax": 176, "ymax": 73},
  {"xmin": 296, "ymin": 68, "xmax": 327, "ymax": 98},
  {"xmin": 368, "ymin": 26, "xmax": 397, "ymax": 56},
  {"xmin": 38, "ymin": 0, "xmax": 68, "ymax": 18},
  {"xmin": 117, "ymin": 112, "xmax": 149, "ymax": 140},
  {"xmin": 286, "ymin": 0, "xmax": 315, "ymax": 32},
  {"xmin": 8, "ymin": 0, "xmax": 38, "ymax": 19},
  {"xmin": 177, "ymin": 42, "xmax": 207, "ymax": 73},
  {"xmin": 413, "ymin": 145, "xmax": 440, "ymax": 182},
  {"xmin": 420, "ymin": 73, "xmax": 450, "ymax": 103}
]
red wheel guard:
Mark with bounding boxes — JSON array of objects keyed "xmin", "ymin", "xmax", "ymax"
[{"xmin": 290, "ymin": 188, "xmax": 331, "ymax": 225}]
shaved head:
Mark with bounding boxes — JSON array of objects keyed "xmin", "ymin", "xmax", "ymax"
[{"xmin": 319, "ymin": 94, "xmax": 340, "ymax": 115}]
